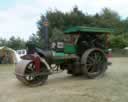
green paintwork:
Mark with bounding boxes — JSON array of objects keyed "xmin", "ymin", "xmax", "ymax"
[
  {"xmin": 53, "ymin": 52, "xmax": 65, "ymax": 63},
  {"xmin": 64, "ymin": 26, "xmax": 114, "ymax": 34},
  {"xmin": 64, "ymin": 44, "xmax": 77, "ymax": 54},
  {"xmin": 54, "ymin": 52, "xmax": 65, "ymax": 57},
  {"xmin": 52, "ymin": 44, "xmax": 77, "ymax": 64}
]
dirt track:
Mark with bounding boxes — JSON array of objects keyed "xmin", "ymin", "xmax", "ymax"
[{"xmin": 0, "ymin": 58, "xmax": 128, "ymax": 102}]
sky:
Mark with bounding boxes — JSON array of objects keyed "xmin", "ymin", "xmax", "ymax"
[{"xmin": 0, "ymin": 0, "xmax": 128, "ymax": 40}]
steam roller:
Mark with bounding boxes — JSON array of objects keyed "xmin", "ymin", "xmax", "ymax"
[{"xmin": 15, "ymin": 26, "xmax": 113, "ymax": 86}]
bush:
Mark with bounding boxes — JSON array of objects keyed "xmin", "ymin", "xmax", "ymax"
[{"xmin": 110, "ymin": 34, "xmax": 128, "ymax": 48}]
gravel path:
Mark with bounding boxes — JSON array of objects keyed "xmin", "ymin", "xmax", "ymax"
[{"xmin": 0, "ymin": 57, "xmax": 128, "ymax": 102}]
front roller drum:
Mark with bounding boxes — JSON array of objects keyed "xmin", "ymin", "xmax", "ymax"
[{"xmin": 15, "ymin": 60, "xmax": 48, "ymax": 86}]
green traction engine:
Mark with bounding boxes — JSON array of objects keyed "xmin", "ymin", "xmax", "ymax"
[{"xmin": 15, "ymin": 26, "xmax": 113, "ymax": 86}]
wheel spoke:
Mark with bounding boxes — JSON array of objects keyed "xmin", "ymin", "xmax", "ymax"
[
  {"xmin": 88, "ymin": 66, "xmax": 94, "ymax": 72},
  {"xmin": 97, "ymin": 55, "xmax": 102, "ymax": 62},
  {"xmin": 28, "ymin": 63, "xmax": 33, "ymax": 69},
  {"xmin": 86, "ymin": 63, "xmax": 95, "ymax": 72},
  {"xmin": 27, "ymin": 63, "xmax": 35, "ymax": 72},
  {"xmin": 97, "ymin": 55, "xmax": 106, "ymax": 64},
  {"xmin": 88, "ymin": 56, "xmax": 95, "ymax": 63},
  {"xmin": 25, "ymin": 75, "xmax": 34, "ymax": 81},
  {"xmin": 86, "ymin": 63, "xmax": 94, "ymax": 66},
  {"xmin": 29, "ymin": 76, "xmax": 33, "ymax": 80},
  {"xmin": 94, "ymin": 53, "xmax": 98, "ymax": 61}
]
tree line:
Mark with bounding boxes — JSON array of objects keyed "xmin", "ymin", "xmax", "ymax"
[
  {"xmin": 0, "ymin": 36, "xmax": 26, "ymax": 50},
  {"xmin": 0, "ymin": 7, "xmax": 128, "ymax": 50}
]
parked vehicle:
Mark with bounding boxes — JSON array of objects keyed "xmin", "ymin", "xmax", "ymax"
[{"xmin": 16, "ymin": 49, "xmax": 27, "ymax": 57}]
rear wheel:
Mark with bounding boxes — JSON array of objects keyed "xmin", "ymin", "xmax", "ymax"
[{"xmin": 81, "ymin": 48, "xmax": 107, "ymax": 79}]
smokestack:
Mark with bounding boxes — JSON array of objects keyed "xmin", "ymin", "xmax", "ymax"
[{"xmin": 43, "ymin": 17, "xmax": 49, "ymax": 50}]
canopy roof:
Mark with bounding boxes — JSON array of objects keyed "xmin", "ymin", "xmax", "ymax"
[{"xmin": 64, "ymin": 26, "xmax": 114, "ymax": 34}]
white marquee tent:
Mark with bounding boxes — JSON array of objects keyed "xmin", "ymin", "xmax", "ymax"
[{"xmin": 0, "ymin": 46, "xmax": 21, "ymax": 64}]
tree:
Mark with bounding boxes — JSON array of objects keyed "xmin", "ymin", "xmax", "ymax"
[
  {"xmin": 7, "ymin": 36, "xmax": 26, "ymax": 50},
  {"xmin": 110, "ymin": 35, "xmax": 128, "ymax": 48},
  {"xmin": 0, "ymin": 38, "xmax": 8, "ymax": 47},
  {"xmin": 97, "ymin": 8, "xmax": 125, "ymax": 33},
  {"xmin": 31, "ymin": 6, "xmax": 128, "ymax": 49},
  {"xmin": 50, "ymin": 28, "xmax": 64, "ymax": 42}
]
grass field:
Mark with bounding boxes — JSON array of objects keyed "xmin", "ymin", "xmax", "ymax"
[{"xmin": 0, "ymin": 58, "xmax": 128, "ymax": 102}]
